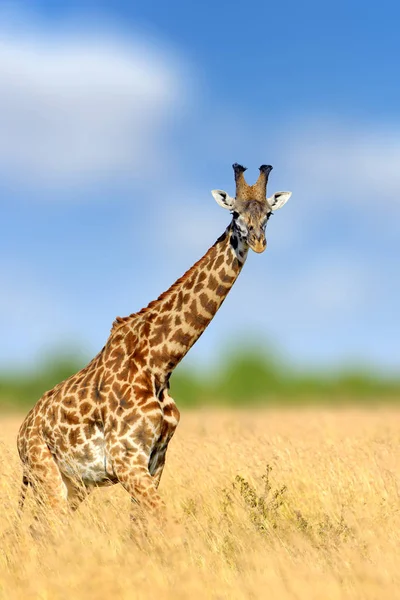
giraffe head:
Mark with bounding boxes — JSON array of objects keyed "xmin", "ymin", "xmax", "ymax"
[{"xmin": 211, "ymin": 163, "xmax": 292, "ymax": 253}]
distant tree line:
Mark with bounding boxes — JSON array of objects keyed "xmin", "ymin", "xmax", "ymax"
[{"xmin": 1, "ymin": 344, "xmax": 399, "ymax": 411}]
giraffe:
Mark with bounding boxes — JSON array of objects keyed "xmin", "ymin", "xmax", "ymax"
[{"xmin": 17, "ymin": 163, "xmax": 291, "ymax": 521}]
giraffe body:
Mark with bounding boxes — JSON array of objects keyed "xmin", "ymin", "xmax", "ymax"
[{"xmin": 17, "ymin": 164, "xmax": 291, "ymax": 517}]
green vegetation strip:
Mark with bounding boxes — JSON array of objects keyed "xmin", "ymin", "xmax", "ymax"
[{"xmin": 1, "ymin": 346, "xmax": 399, "ymax": 410}]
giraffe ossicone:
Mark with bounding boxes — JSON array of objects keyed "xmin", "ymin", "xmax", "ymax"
[{"xmin": 17, "ymin": 163, "xmax": 292, "ymax": 520}]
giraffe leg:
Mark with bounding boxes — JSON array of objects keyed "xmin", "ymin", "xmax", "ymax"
[
  {"xmin": 60, "ymin": 473, "xmax": 93, "ymax": 512},
  {"xmin": 150, "ymin": 449, "xmax": 167, "ymax": 489},
  {"xmin": 23, "ymin": 441, "xmax": 69, "ymax": 515},
  {"xmin": 150, "ymin": 390, "xmax": 180, "ymax": 488},
  {"xmin": 18, "ymin": 439, "xmax": 70, "ymax": 537},
  {"xmin": 106, "ymin": 394, "xmax": 179, "ymax": 526},
  {"xmin": 18, "ymin": 472, "xmax": 30, "ymax": 515},
  {"xmin": 116, "ymin": 458, "xmax": 165, "ymax": 513},
  {"xmin": 108, "ymin": 441, "xmax": 166, "ymax": 528}
]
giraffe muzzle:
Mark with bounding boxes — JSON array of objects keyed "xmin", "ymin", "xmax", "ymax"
[{"xmin": 249, "ymin": 235, "xmax": 267, "ymax": 254}]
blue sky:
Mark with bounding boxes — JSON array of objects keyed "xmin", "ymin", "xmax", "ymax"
[{"xmin": 1, "ymin": 0, "xmax": 399, "ymax": 373}]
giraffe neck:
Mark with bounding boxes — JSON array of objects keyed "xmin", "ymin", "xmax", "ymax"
[{"xmin": 116, "ymin": 220, "xmax": 249, "ymax": 384}]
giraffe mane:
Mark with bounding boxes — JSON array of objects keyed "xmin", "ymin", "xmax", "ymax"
[{"xmin": 110, "ymin": 229, "xmax": 229, "ymax": 336}]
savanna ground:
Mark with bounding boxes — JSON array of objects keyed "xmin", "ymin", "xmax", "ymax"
[{"xmin": 0, "ymin": 406, "xmax": 400, "ymax": 599}]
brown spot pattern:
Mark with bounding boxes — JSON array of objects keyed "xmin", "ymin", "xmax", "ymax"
[{"xmin": 17, "ymin": 219, "xmax": 246, "ymax": 513}]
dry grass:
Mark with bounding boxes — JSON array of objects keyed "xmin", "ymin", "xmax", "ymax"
[{"xmin": 1, "ymin": 406, "xmax": 400, "ymax": 599}]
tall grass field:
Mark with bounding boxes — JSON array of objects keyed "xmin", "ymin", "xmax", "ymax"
[{"xmin": 1, "ymin": 407, "xmax": 399, "ymax": 599}]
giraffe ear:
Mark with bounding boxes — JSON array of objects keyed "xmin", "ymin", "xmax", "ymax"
[
  {"xmin": 211, "ymin": 189, "xmax": 236, "ymax": 210},
  {"xmin": 268, "ymin": 191, "xmax": 292, "ymax": 211}
]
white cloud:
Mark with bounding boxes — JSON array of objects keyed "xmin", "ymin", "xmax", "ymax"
[
  {"xmin": 283, "ymin": 119, "xmax": 400, "ymax": 206},
  {"xmin": 287, "ymin": 259, "xmax": 370, "ymax": 318},
  {"xmin": 0, "ymin": 263, "xmax": 79, "ymax": 367},
  {"xmin": 0, "ymin": 25, "xmax": 185, "ymax": 186}
]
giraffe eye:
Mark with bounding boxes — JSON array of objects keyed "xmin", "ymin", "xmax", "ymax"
[{"xmin": 264, "ymin": 213, "xmax": 272, "ymax": 225}]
